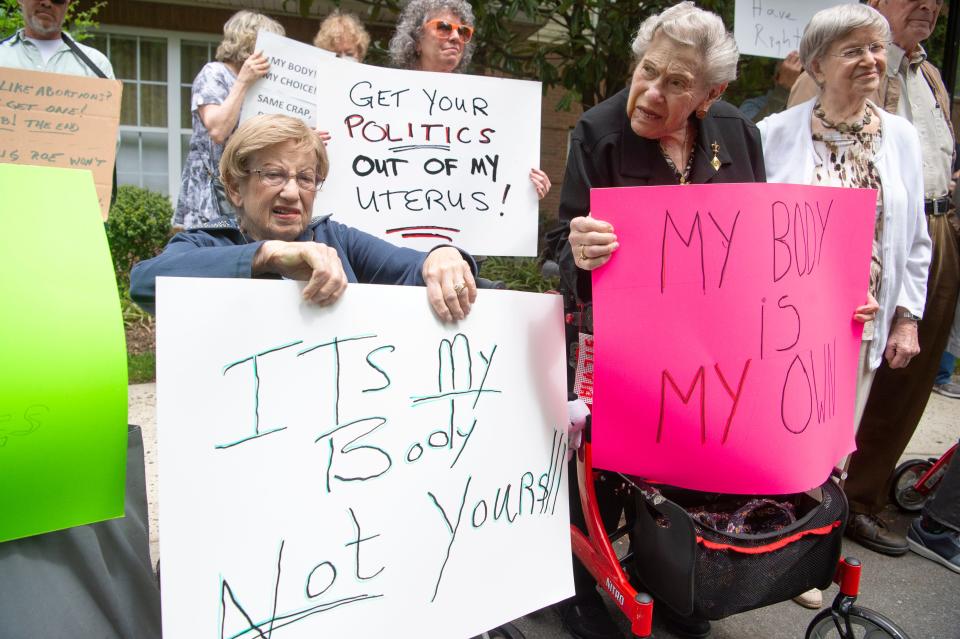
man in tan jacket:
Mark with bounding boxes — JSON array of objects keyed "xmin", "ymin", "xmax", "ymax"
[{"xmin": 789, "ymin": 0, "xmax": 959, "ymax": 557}]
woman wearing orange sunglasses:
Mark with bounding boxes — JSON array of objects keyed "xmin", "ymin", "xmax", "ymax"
[{"xmin": 388, "ymin": 0, "xmax": 552, "ymax": 200}]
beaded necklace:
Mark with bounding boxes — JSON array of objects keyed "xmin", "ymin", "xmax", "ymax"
[{"xmin": 813, "ymin": 101, "xmax": 872, "ymax": 134}]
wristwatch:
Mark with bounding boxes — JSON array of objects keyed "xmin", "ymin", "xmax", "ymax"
[{"xmin": 895, "ymin": 308, "xmax": 921, "ymax": 322}]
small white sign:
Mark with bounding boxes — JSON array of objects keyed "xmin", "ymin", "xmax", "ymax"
[
  {"xmin": 156, "ymin": 278, "xmax": 573, "ymax": 639},
  {"xmin": 240, "ymin": 31, "xmax": 334, "ymax": 128},
  {"xmin": 735, "ymin": 0, "xmax": 857, "ymax": 59}
]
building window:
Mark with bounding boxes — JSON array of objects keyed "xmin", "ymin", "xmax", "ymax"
[
  {"xmin": 88, "ymin": 33, "xmax": 171, "ymax": 194},
  {"xmin": 86, "ymin": 27, "xmax": 220, "ymax": 202}
]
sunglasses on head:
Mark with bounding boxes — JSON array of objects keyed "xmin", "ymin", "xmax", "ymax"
[{"xmin": 425, "ymin": 18, "xmax": 474, "ymax": 42}]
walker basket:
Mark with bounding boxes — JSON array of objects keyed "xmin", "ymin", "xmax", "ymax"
[{"xmin": 629, "ymin": 479, "xmax": 847, "ymax": 620}]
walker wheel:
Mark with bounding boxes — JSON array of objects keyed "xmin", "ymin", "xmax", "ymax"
[
  {"xmin": 890, "ymin": 459, "xmax": 933, "ymax": 512},
  {"xmin": 473, "ymin": 623, "xmax": 526, "ymax": 639},
  {"xmin": 806, "ymin": 605, "xmax": 911, "ymax": 638}
]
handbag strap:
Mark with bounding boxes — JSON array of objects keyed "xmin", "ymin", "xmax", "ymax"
[{"xmin": 62, "ymin": 33, "xmax": 108, "ymax": 79}]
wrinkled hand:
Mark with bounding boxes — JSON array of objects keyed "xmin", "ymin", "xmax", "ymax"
[
  {"xmin": 315, "ymin": 130, "xmax": 331, "ymax": 146},
  {"xmin": 853, "ymin": 292, "xmax": 879, "ymax": 323},
  {"xmin": 253, "ymin": 240, "xmax": 348, "ymax": 305},
  {"xmin": 530, "ymin": 168, "xmax": 552, "ymax": 200},
  {"xmin": 778, "ymin": 51, "xmax": 803, "ymax": 89},
  {"xmin": 566, "ymin": 398, "xmax": 590, "ymax": 461},
  {"xmin": 422, "ymin": 247, "xmax": 476, "ymax": 321},
  {"xmin": 569, "ymin": 214, "xmax": 618, "ymax": 271},
  {"xmin": 884, "ymin": 317, "xmax": 920, "ymax": 368},
  {"xmin": 238, "ymin": 51, "xmax": 270, "ymax": 86}
]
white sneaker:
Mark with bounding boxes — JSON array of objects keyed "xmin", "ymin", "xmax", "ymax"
[
  {"xmin": 792, "ymin": 588, "xmax": 822, "ymax": 609},
  {"xmin": 932, "ymin": 381, "xmax": 960, "ymax": 399}
]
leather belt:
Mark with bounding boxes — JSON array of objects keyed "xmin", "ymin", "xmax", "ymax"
[{"xmin": 924, "ymin": 196, "xmax": 951, "ymax": 216}]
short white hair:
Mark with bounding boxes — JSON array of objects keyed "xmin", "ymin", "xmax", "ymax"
[
  {"xmin": 631, "ymin": 1, "xmax": 739, "ymax": 87},
  {"xmin": 800, "ymin": 4, "xmax": 891, "ymax": 72}
]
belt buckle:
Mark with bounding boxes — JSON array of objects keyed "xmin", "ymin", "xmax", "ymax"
[{"xmin": 928, "ymin": 197, "xmax": 948, "ymax": 216}]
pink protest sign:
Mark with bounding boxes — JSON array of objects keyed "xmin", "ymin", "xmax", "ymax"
[{"xmin": 591, "ymin": 183, "xmax": 876, "ymax": 494}]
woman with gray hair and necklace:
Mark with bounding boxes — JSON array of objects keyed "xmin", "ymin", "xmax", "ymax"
[
  {"xmin": 388, "ymin": 0, "xmax": 552, "ymax": 200},
  {"xmin": 758, "ymin": 2, "xmax": 931, "ymax": 609}
]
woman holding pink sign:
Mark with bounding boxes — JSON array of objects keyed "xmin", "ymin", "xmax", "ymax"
[{"xmin": 547, "ymin": 5, "xmax": 766, "ymax": 637}]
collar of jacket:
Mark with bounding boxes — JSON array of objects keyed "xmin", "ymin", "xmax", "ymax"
[
  {"xmin": 197, "ymin": 214, "xmax": 333, "ymax": 242},
  {"xmin": 617, "ymin": 106, "xmax": 733, "ymax": 183}
]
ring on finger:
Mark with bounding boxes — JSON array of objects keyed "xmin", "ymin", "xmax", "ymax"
[
  {"xmin": 578, "ymin": 244, "xmax": 588, "ymax": 262},
  {"xmin": 454, "ymin": 281, "xmax": 466, "ymax": 295}
]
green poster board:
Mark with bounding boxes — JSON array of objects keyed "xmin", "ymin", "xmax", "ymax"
[{"xmin": 0, "ymin": 164, "xmax": 127, "ymax": 543}]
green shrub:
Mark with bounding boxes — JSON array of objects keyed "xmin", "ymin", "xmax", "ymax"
[
  {"xmin": 479, "ymin": 257, "xmax": 559, "ymax": 293},
  {"xmin": 105, "ymin": 185, "xmax": 173, "ymax": 292}
]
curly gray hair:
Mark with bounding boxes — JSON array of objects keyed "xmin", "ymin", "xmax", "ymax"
[
  {"xmin": 631, "ymin": 1, "xmax": 739, "ymax": 88},
  {"xmin": 388, "ymin": 0, "xmax": 476, "ymax": 72}
]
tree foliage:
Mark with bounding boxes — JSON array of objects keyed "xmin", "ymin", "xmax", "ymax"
[
  {"xmin": 0, "ymin": 0, "xmax": 107, "ymax": 40},
  {"xmin": 330, "ymin": 0, "xmax": 954, "ymax": 113},
  {"xmin": 334, "ymin": 0, "xmax": 801, "ymax": 111}
]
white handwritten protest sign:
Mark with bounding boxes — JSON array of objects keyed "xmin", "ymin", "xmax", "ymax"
[
  {"xmin": 239, "ymin": 31, "xmax": 334, "ymax": 128},
  {"xmin": 157, "ymin": 279, "xmax": 573, "ymax": 638},
  {"xmin": 735, "ymin": 0, "xmax": 856, "ymax": 59},
  {"xmin": 312, "ymin": 59, "xmax": 541, "ymax": 256}
]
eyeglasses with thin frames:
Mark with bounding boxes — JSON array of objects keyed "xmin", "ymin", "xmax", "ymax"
[
  {"xmin": 831, "ymin": 41, "xmax": 887, "ymax": 61},
  {"xmin": 424, "ymin": 18, "xmax": 474, "ymax": 43},
  {"xmin": 248, "ymin": 168, "xmax": 324, "ymax": 192}
]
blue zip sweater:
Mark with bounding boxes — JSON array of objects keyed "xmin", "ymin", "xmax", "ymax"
[{"xmin": 130, "ymin": 215, "xmax": 476, "ymax": 314}]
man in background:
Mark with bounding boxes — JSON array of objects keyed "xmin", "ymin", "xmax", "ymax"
[
  {"xmin": 0, "ymin": 0, "xmax": 114, "ymax": 78},
  {"xmin": 0, "ymin": 3, "xmax": 159, "ymax": 638}
]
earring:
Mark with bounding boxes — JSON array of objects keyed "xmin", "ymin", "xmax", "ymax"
[{"xmin": 696, "ymin": 105, "xmax": 708, "ymax": 119}]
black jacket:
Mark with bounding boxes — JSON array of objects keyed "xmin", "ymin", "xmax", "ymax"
[{"xmin": 545, "ymin": 88, "xmax": 765, "ymax": 302}]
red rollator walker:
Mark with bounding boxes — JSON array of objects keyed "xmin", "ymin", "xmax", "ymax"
[{"xmin": 570, "ymin": 413, "xmax": 913, "ymax": 639}]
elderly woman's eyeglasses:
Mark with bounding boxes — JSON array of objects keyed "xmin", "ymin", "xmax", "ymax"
[
  {"xmin": 425, "ymin": 19, "xmax": 474, "ymax": 42},
  {"xmin": 831, "ymin": 41, "xmax": 887, "ymax": 60},
  {"xmin": 248, "ymin": 168, "xmax": 324, "ymax": 192}
]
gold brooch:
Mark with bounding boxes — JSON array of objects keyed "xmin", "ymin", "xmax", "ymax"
[{"xmin": 711, "ymin": 142, "xmax": 721, "ymax": 171}]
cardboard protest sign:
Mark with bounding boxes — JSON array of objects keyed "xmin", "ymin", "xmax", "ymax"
[
  {"xmin": 590, "ymin": 183, "xmax": 876, "ymax": 494},
  {"xmin": 239, "ymin": 31, "xmax": 334, "ymax": 128},
  {"xmin": 0, "ymin": 164, "xmax": 127, "ymax": 543},
  {"xmin": 735, "ymin": 0, "xmax": 857, "ymax": 59},
  {"xmin": 0, "ymin": 68, "xmax": 121, "ymax": 219},
  {"xmin": 157, "ymin": 279, "xmax": 572, "ymax": 638},
  {"xmin": 312, "ymin": 59, "xmax": 541, "ymax": 256}
]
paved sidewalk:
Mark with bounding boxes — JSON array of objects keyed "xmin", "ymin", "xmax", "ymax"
[{"xmin": 131, "ymin": 385, "xmax": 959, "ymax": 638}]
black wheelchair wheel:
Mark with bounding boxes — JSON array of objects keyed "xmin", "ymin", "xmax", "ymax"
[
  {"xmin": 890, "ymin": 459, "xmax": 934, "ymax": 512},
  {"xmin": 472, "ymin": 622, "xmax": 526, "ymax": 639},
  {"xmin": 805, "ymin": 605, "xmax": 911, "ymax": 639}
]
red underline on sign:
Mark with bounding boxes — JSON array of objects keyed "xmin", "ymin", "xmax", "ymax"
[
  {"xmin": 386, "ymin": 226, "xmax": 460, "ymax": 243},
  {"xmin": 401, "ymin": 232, "xmax": 453, "ymax": 241},
  {"xmin": 386, "ymin": 225, "xmax": 460, "ymax": 234}
]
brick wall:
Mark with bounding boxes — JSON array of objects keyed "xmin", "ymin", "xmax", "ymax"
[{"xmin": 539, "ymin": 84, "xmax": 582, "ymax": 226}]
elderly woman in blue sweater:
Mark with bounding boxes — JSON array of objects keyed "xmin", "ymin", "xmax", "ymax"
[{"xmin": 132, "ymin": 114, "xmax": 477, "ymax": 321}]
